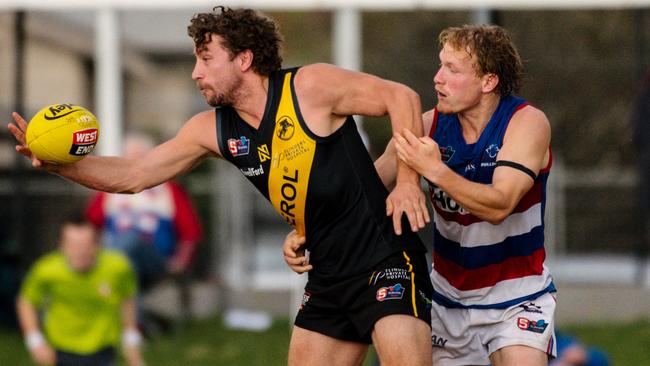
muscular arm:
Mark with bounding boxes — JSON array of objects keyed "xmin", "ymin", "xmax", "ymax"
[
  {"xmin": 9, "ymin": 111, "xmax": 219, "ymax": 194},
  {"xmin": 295, "ymin": 64, "xmax": 424, "ymax": 182},
  {"xmin": 396, "ymin": 106, "xmax": 550, "ymax": 224},
  {"xmin": 374, "ymin": 109, "xmax": 436, "ymax": 190},
  {"xmin": 294, "ymin": 63, "xmax": 428, "ymax": 233},
  {"xmin": 295, "ymin": 63, "xmax": 424, "ymax": 138}
]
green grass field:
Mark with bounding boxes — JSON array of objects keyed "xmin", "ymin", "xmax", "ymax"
[{"xmin": 1, "ymin": 316, "xmax": 649, "ymax": 365}]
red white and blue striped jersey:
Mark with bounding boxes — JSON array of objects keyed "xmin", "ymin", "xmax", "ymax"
[
  {"xmin": 428, "ymin": 95, "xmax": 555, "ymax": 309},
  {"xmin": 86, "ymin": 182, "xmax": 202, "ymax": 260}
]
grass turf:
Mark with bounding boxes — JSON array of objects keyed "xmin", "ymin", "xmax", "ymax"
[{"xmin": 1, "ymin": 316, "xmax": 649, "ymax": 365}]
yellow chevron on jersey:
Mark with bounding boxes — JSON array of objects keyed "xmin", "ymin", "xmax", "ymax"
[
  {"xmin": 268, "ymin": 72, "xmax": 316, "ymax": 236},
  {"xmin": 257, "ymin": 144, "xmax": 270, "ymax": 162}
]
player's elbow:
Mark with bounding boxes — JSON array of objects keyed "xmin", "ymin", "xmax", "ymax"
[
  {"xmin": 485, "ymin": 211, "xmax": 508, "ymax": 225},
  {"xmin": 394, "ymin": 84, "xmax": 420, "ymax": 104},
  {"xmin": 484, "ymin": 206, "xmax": 513, "ymax": 225},
  {"xmin": 384, "ymin": 82, "xmax": 420, "ymax": 105},
  {"xmin": 118, "ymin": 187, "xmax": 144, "ymax": 195},
  {"xmin": 116, "ymin": 159, "xmax": 160, "ymax": 194},
  {"xmin": 119, "ymin": 180, "xmax": 148, "ymax": 194},
  {"xmin": 113, "ymin": 171, "xmax": 149, "ymax": 194}
]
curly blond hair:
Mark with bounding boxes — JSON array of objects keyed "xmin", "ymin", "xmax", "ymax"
[{"xmin": 440, "ymin": 25, "xmax": 523, "ymax": 96}]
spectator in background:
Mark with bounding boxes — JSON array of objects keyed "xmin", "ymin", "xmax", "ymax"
[
  {"xmin": 16, "ymin": 215, "xmax": 143, "ymax": 366},
  {"xmin": 85, "ymin": 133, "xmax": 203, "ymax": 331},
  {"xmin": 550, "ymin": 332, "xmax": 610, "ymax": 366}
]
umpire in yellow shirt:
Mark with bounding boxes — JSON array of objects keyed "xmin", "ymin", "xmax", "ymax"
[{"xmin": 16, "ymin": 215, "xmax": 144, "ymax": 366}]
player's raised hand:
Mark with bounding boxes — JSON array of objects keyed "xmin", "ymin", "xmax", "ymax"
[
  {"xmin": 7, "ymin": 112, "xmax": 44, "ymax": 167},
  {"xmin": 282, "ymin": 230, "xmax": 312, "ymax": 274},
  {"xmin": 394, "ymin": 128, "xmax": 441, "ymax": 177}
]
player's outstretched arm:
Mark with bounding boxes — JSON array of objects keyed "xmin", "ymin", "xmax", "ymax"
[
  {"xmin": 8, "ymin": 110, "xmax": 219, "ymax": 194},
  {"xmin": 294, "ymin": 63, "xmax": 429, "ymax": 235}
]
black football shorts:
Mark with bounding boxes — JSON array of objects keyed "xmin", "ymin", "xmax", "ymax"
[{"xmin": 294, "ymin": 250, "xmax": 433, "ymax": 344}]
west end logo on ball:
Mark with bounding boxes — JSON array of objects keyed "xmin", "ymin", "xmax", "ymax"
[
  {"xmin": 44, "ymin": 103, "xmax": 81, "ymax": 120},
  {"xmin": 69, "ymin": 128, "xmax": 98, "ymax": 156}
]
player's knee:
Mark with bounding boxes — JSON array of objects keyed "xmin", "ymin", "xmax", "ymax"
[{"xmin": 373, "ymin": 315, "xmax": 432, "ymax": 366}]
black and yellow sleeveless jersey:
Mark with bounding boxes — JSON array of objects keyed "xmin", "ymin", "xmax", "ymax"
[{"xmin": 217, "ymin": 67, "xmax": 426, "ymax": 283}]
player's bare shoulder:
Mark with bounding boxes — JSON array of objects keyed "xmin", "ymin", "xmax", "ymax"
[
  {"xmin": 177, "ymin": 109, "xmax": 221, "ymax": 158},
  {"xmin": 294, "ymin": 63, "xmax": 342, "ymax": 104},
  {"xmin": 512, "ymin": 104, "xmax": 550, "ymax": 131},
  {"xmin": 507, "ymin": 104, "xmax": 551, "ymax": 144},
  {"xmin": 296, "ymin": 63, "xmax": 340, "ymax": 85},
  {"xmin": 503, "ymin": 104, "xmax": 551, "ymax": 170}
]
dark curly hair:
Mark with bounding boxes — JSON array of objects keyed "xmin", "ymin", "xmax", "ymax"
[
  {"xmin": 188, "ymin": 6, "xmax": 283, "ymax": 76},
  {"xmin": 440, "ymin": 25, "xmax": 523, "ymax": 96}
]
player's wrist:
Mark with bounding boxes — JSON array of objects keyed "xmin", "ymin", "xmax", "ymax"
[
  {"xmin": 395, "ymin": 165, "xmax": 419, "ymax": 183},
  {"xmin": 122, "ymin": 328, "xmax": 143, "ymax": 348},
  {"xmin": 426, "ymin": 160, "xmax": 446, "ymax": 184},
  {"xmin": 24, "ymin": 330, "xmax": 46, "ymax": 350}
]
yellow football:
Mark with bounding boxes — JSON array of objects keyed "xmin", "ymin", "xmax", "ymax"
[{"xmin": 25, "ymin": 103, "xmax": 100, "ymax": 164}]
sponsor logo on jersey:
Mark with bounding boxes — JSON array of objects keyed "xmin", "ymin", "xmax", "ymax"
[
  {"xmin": 464, "ymin": 163, "xmax": 476, "ymax": 173},
  {"xmin": 519, "ymin": 302, "xmax": 543, "ymax": 314},
  {"xmin": 278, "ymin": 167, "xmax": 299, "ymax": 226},
  {"xmin": 486, "ymin": 143, "xmax": 500, "ymax": 158},
  {"xmin": 432, "ymin": 334, "xmax": 448, "ymax": 348},
  {"xmin": 240, "ymin": 164, "xmax": 265, "ymax": 177},
  {"xmin": 439, "ymin": 145, "xmax": 455, "ymax": 162},
  {"xmin": 270, "ymin": 142, "xmax": 311, "ymax": 167},
  {"xmin": 228, "ymin": 136, "xmax": 250, "ymax": 157},
  {"xmin": 376, "ymin": 283, "xmax": 405, "ymax": 301},
  {"xmin": 369, "ymin": 268, "xmax": 411, "ymax": 285},
  {"xmin": 431, "ymin": 187, "xmax": 468, "ymax": 214},
  {"xmin": 283, "ymin": 141, "xmax": 310, "ymax": 161},
  {"xmin": 276, "ymin": 116, "xmax": 295, "ymax": 141},
  {"xmin": 517, "ymin": 317, "xmax": 548, "ymax": 334},
  {"xmin": 257, "ymin": 144, "xmax": 270, "ymax": 162}
]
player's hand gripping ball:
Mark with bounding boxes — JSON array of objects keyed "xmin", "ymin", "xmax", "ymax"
[{"xmin": 25, "ymin": 103, "xmax": 100, "ymax": 164}]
